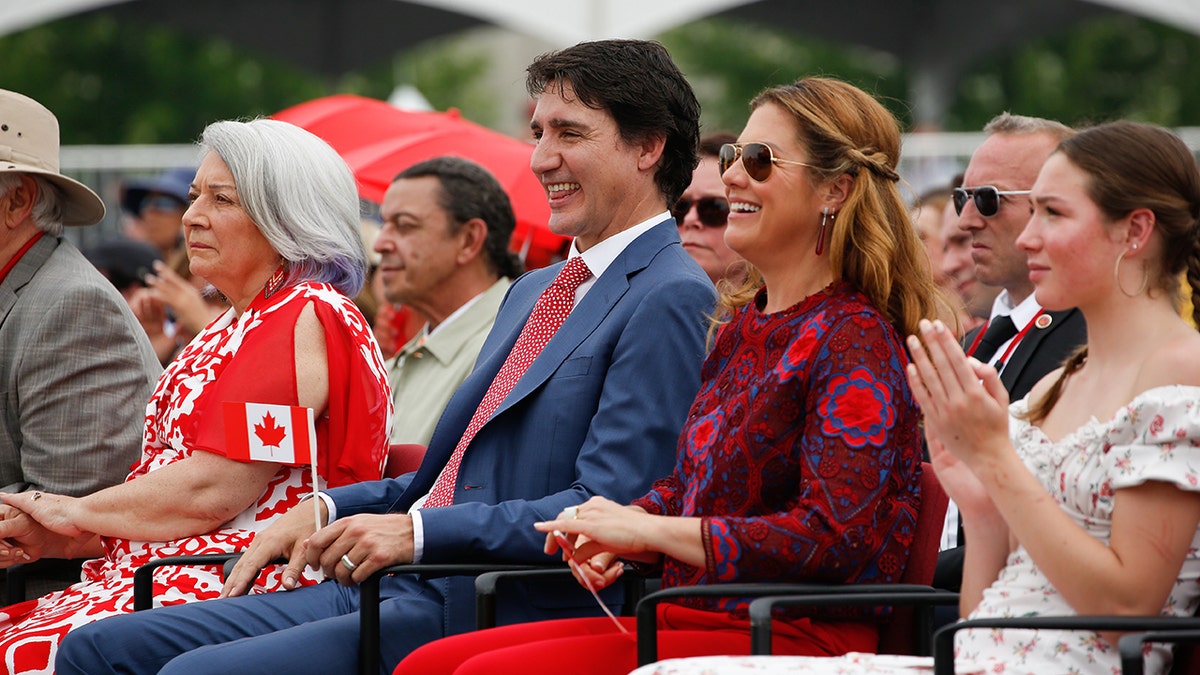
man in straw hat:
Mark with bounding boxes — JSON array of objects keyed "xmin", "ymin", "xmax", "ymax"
[{"xmin": 0, "ymin": 89, "xmax": 160, "ymax": 598}]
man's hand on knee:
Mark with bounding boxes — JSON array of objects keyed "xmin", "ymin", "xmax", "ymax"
[
  {"xmin": 305, "ymin": 513, "xmax": 415, "ymax": 585},
  {"xmin": 222, "ymin": 499, "xmax": 327, "ymax": 596}
]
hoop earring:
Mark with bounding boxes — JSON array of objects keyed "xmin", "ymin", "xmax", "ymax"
[
  {"xmin": 817, "ymin": 207, "xmax": 833, "ymax": 256},
  {"xmin": 1114, "ymin": 248, "xmax": 1149, "ymax": 298}
]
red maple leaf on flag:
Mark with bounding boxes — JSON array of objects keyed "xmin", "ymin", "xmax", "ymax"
[{"xmin": 254, "ymin": 412, "xmax": 287, "ymax": 447}]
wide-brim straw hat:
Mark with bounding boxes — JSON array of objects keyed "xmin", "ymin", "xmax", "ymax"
[{"xmin": 0, "ymin": 89, "xmax": 105, "ymax": 226}]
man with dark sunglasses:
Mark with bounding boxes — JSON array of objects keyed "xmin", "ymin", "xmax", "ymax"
[
  {"xmin": 675, "ymin": 132, "xmax": 744, "ymax": 286},
  {"xmin": 937, "ymin": 174, "xmax": 997, "ymax": 330},
  {"xmin": 933, "ymin": 112, "xmax": 1088, "ymax": 614}
]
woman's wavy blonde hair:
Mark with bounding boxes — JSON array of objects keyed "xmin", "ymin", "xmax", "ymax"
[{"xmin": 714, "ymin": 77, "xmax": 951, "ymax": 339}]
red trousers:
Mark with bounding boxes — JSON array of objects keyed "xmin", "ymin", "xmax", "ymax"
[{"xmin": 394, "ymin": 604, "xmax": 878, "ymax": 675}]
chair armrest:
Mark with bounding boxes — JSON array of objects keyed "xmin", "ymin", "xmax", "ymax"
[
  {"xmin": 633, "ymin": 581, "xmax": 940, "ymax": 662},
  {"xmin": 357, "ymin": 563, "xmax": 546, "ymax": 675},
  {"xmin": 473, "ymin": 564, "xmax": 652, "ymax": 631},
  {"xmin": 474, "ymin": 567, "xmax": 568, "ymax": 630},
  {"xmin": 132, "ymin": 553, "xmax": 242, "ymax": 611},
  {"xmin": 748, "ymin": 587, "xmax": 959, "ymax": 656},
  {"xmin": 932, "ymin": 615, "xmax": 1200, "ymax": 675},
  {"xmin": 1117, "ymin": 627, "xmax": 1200, "ymax": 675}
]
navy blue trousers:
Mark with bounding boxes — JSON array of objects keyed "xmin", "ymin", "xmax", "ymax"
[{"xmin": 56, "ymin": 574, "xmax": 447, "ymax": 675}]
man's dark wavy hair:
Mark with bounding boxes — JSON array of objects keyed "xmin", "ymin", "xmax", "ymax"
[{"xmin": 526, "ymin": 39, "xmax": 700, "ymax": 206}]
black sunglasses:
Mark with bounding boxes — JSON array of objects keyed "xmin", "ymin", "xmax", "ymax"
[
  {"xmin": 718, "ymin": 142, "xmax": 815, "ymax": 183},
  {"xmin": 952, "ymin": 186, "xmax": 1031, "ymax": 218},
  {"xmin": 671, "ymin": 196, "xmax": 729, "ymax": 227}
]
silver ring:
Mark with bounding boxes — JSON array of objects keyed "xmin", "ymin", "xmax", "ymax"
[
  {"xmin": 32, "ymin": 492, "xmax": 42, "ymax": 501},
  {"xmin": 340, "ymin": 554, "xmax": 357, "ymax": 572}
]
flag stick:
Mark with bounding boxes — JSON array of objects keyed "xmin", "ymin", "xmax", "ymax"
[
  {"xmin": 311, "ymin": 459, "xmax": 321, "ymax": 533},
  {"xmin": 307, "ymin": 408, "xmax": 321, "ymax": 534}
]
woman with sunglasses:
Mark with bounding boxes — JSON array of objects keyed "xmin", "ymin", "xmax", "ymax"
[
  {"xmin": 674, "ymin": 132, "xmax": 746, "ymax": 287},
  {"xmin": 639, "ymin": 122, "xmax": 1200, "ymax": 675},
  {"xmin": 393, "ymin": 77, "xmax": 947, "ymax": 675}
]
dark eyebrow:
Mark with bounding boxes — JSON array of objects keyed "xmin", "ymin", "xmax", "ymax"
[
  {"xmin": 531, "ymin": 117, "xmax": 589, "ymax": 133},
  {"xmin": 383, "ymin": 208, "xmax": 422, "ymax": 223}
]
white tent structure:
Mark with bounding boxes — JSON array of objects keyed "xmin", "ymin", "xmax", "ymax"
[{"xmin": 3, "ymin": 0, "xmax": 1200, "ymax": 125}]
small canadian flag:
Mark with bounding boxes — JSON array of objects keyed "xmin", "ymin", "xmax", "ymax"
[{"xmin": 222, "ymin": 402, "xmax": 315, "ymax": 465}]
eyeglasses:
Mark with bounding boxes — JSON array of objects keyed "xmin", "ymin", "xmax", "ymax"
[
  {"xmin": 671, "ymin": 196, "xmax": 729, "ymax": 227},
  {"xmin": 139, "ymin": 194, "xmax": 186, "ymax": 215},
  {"xmin": 718, "ymin": 142, "xmax": 816, "ymax": 183},
  {"xmin": 952, "ymin": 186, "xmax": 1031, "ymax": 218}
]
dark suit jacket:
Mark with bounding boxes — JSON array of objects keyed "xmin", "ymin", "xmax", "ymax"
[
  {"xmin": 932, "ymin": 307, "xmax": 1087, "ymax": 593},
  {"xmin": 329, "ymin": 220, "xmax": 716, "ymax": 631},
  {"xmin": 989, "ymin": 308, "xmax": 1088, "ymax": 402}
]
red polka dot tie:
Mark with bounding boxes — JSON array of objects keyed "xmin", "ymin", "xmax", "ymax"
[{"xmin": 424, "ymin": 256, "xmax": 593, "ymax": 507}]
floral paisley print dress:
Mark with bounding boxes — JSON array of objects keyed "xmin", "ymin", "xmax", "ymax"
[{"xmin": 634, "ymin": 280, "xmax": 922, "ymax": 631}]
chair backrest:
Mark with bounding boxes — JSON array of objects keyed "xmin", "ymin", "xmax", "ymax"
[
  {"xmin": 1171, "ymin": 605, "xmax": 1200, "ymax": 673},
  {"xmin": 900, "ymin": 462, "xmax": 950, "ymax": 586},
  {"xmin": 385, "ymin": 443, "xmax": 426, "ymax": 478},
  {"xmin": 878, "ymin": 461, "xmax": 950, "ymax": 655}
]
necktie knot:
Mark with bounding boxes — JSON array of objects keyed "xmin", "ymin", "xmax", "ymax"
[
  {"xmin": 555, "ymin": 256, "xmax": 592, "ymax": 293},
  {"xmin": 974, "ymin": 314, "xmax": 1019, "ymax": 363}
]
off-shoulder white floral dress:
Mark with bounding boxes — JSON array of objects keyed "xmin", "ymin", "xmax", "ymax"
[{"xmin": 630, "ymin": 385, "xmax": 1200, "ymax": 675}]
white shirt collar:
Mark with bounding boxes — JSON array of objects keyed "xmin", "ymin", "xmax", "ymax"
[
  {"xmin": 566, "ymin": 212, "xmax": 666, "ymax": 302},
  {"xmin": 568, "ymin": 212, "xmax": 666, "ymax": 278},
  {"xmin": 989, "ymin": 289, "xmax": 1042, "ymax": 328}
]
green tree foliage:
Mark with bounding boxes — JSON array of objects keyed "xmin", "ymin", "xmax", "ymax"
[
  {"xmin": 948, "ymin": 15, "xmax": 1200, "ymax": 129},
  {"xmin": 0, "ymin": 15, "xmax": 330, "ymax": 144},
  {"xmin": 2, "ymin": 11, "xmax": 1199, "ymax": 144},
  {"xmin": 659, "ymin": 17, "xmax": 911, "ymax": 134},
  {"xmin": 386, "ymin": 38, "xmax": 497, "ymax": 128}
]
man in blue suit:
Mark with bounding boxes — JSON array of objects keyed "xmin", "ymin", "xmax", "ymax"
[{"xmin": 58, "ymin": 39, "xmax": 716, "ymax": 675}]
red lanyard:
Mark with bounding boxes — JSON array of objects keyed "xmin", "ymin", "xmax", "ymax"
[
  {"xmin": 0, "ymin": 231, "xmax": 45, "ymax": 285},
  {"xmin": 966, "ymin": 309, "xmax": 1046, "ymax": 368}
]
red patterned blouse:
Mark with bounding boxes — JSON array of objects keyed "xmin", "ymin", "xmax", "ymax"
[{"xmin": 633, "ymin": 280, "xmax": 923, "ymax": 618}]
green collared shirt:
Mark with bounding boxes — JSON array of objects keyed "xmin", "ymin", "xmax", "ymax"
[{"xmin": 388, "ymin": 278, "xmax": 510, "ymax": 445}]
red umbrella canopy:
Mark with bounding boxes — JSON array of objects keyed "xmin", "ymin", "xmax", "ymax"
[{"xmin": 273, "ymin": 94, "xmax": 567, "ymax": 269}]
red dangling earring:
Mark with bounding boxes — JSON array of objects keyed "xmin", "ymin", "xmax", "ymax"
[
  {"xmin": 816, "ymin": 207, "xmax": 833, "ymax": 255},
  {"xmin": 264, "ymin": 265, "xmax": 286, "ymax": 298}
]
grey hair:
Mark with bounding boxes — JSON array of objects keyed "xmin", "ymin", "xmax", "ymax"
[
  {"xmin": 0, "ymin": 173, "xmax": 65, "ymax": 236},
  {"xmin": 984, "ymin": 112, "xmax": 1075, "ymax": 142},
  {"xmin": 198, "ymin": 118, "xmax": 366, "ymax": 297}
]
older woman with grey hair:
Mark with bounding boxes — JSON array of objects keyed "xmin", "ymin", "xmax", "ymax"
[{"xmin": 0, "ymin": 118, "xmax": 393, "ymax": 674}]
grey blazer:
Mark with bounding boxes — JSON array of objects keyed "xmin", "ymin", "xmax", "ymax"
[{"xmin": 0, "ymin": 235, "xmax": 160, "ymax": 497}]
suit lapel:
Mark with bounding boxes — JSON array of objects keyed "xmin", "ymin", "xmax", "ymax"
[
  {"xmin": 1000, "ymin": 309, "xmax": 1073, "ymax": 391},
  {"xmin": 490, "ymin": 221, "xmax": 672, "ymax": 420},
  {"xmin": 0, "ymin": 236, "xmax": 56, "ymax": 329}
]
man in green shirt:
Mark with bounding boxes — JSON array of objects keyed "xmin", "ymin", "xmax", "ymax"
[{"xmin": 375, "ymin": 157, "xmax": 525, "ymax": 445}]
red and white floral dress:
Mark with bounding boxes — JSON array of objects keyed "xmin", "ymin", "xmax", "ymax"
[{"xmin": 0, "ymin": 281, "xmax": 392, "ymax": 674}]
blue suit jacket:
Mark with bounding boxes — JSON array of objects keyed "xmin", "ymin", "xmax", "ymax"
[{"xmin": 328, "ymin": 220, "xmax": 716, "ymax": 629}]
